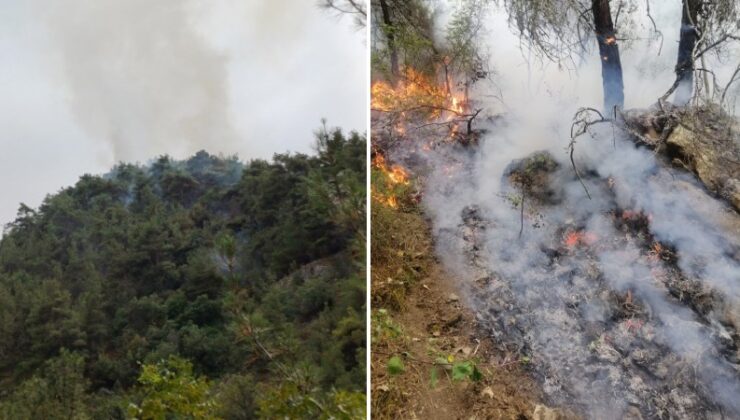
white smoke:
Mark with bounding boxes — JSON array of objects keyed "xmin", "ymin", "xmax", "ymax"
[
  {"xmin": 386, "ymin": 1, "xmax": 740, "ymax": 417},
  {"xmin": 35, "ymin": 0, "xmax": 238, "ymax": 162}
]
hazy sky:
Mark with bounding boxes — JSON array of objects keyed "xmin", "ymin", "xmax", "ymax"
[{"xmin": 0, "ymin": 0, "xmax": 366, "ymax": 226}]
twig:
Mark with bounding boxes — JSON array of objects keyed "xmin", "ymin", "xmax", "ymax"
[
  {"xmin": 660, "ymin": 77, "xmax": 681, "ymax": 103},
  {"xmin": 720, "ymin": 63, "xmax": 740, "ymax": 106},
  {"xmin": 466, "ymin": 108, "xmax": 483, "ymax": 136},
  {"xmin": 644, "ymin": 0, "xmax": 664, "ymax": 55},
  {"xmin": 373, "ymin": 350, "xmax": 451, "ymax": 367},
  {"xmin": 694, "ymin": 33, "xmax": 740, "ymax": 60},
  {"xmin": 372, "ymin": 104, "xmax": 479, "ymax": 117},
  {"xmin": 567, "ymin": 107, "xmax": 613, "ymax": 200},
  {"xmin": 570, "ymin": 145, "xmax": 592, "ymax": 200},
  {"xmin": 518, "ymin": 193, "xmax": 525, "ymax": 239}
]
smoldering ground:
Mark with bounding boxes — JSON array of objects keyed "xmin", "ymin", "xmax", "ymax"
[{"xmin": 378, "ymin": 1, "xmax": 740, "ymax": 418}]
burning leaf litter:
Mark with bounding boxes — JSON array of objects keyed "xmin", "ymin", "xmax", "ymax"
[{"xmin": 374, "ymin": 108, "xmax": 740, "ymax": 418}]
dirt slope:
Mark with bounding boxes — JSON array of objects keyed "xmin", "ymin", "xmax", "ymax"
[{"xmin": 370, "ymin": 190, "xmax": 567, "ymax": 419}]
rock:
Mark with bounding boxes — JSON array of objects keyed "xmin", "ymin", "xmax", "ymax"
[
  {"xmin": 444, "ymin": 313, "xmax": 463, "ymax": 328},
  {"xmin": 627, "ymin": 105, "xmax": 740, "ymax": 212},
  {"xmin": 532, "ymin": 404, "xmax": 564, "ymax": 420},
  {"xmin": 503, "ymin": 151, "xmax": 562, "ymax": 205},
  {"xmin": 448, "ymin": 293, "xmax": 460, "ymax": 302},
  {"xmin": 623, "ymin": 405, "xmax": 644, "ymax": 420}
]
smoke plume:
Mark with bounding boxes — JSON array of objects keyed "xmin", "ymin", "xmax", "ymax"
[{"xmin": 37, "ymin": 0, "xmax": 237, "ymax": 162}]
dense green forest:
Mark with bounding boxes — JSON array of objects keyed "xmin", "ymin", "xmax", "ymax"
[{"xmin": 0, "ymin": 127, "xmax": 366, "ymax": 419}]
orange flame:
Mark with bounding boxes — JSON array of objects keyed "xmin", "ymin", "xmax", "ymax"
[
  {"xmin": 371, "ymin": 67, "xmax": 467, "ymax": 124},
  {"xmin": 373, "ymin": 153, "xmax": 409, "ymax": 185},
  {"xmin": 372, "ymin": 152, "xmax": 409, "ymax": 209},
  {"xmin": 388, "ymin": 166, "xmax": 409, "ymax": 185},
  {"xmin": 564, "ymin": 230, "xmax": 598, "ymax": 248},
  {"xmin": 371, "ymin": 68, "xmax": 447, "ymax": 115},
  {"xmin": 647, "ymin": 242, "xmax": 663, "ymax": 262}
]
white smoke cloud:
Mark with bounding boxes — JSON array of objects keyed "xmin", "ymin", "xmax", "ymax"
[
  {"xmin": 0, "ymin": 0, "xmax": 365, "ymax": 227},
  {"xmin": 37, "ymin": 0, "xmax": 238, "ymax": 163}
]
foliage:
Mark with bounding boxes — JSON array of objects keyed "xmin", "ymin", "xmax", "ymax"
[
  {"xmin": 387, "ymin": 356, "xmax": 405, "ymax": 375},
  {"xmin": 444, "ymin": 0, "xmax": 491, "ymax": 84},
  {"xmin": 371, "ymin": 0, "xmax": 490, "ymax": 91},
  {"xmin": 0, "ymin": 350, "xmax": 90, "ymax": 420},
  {"xmin": 127, "ymin": 356, "xmax": 220, "ymax": 420},
  {"xmin": 319, "ymin": 0, "xmax": 367, "ymax": 28},
  {"xmin": 371, "ymin": 308, "xmax": 403, "ymax": 342},
  {"xmin": 371, "ymin": 0, "xmax": 438, "ymax": 78},
  {"xmin": 0, "ymin": 127, "xmax": 366, "ymax": 418},
  {"xmin": 502, "ymin": 0, "xmax": 592, "ymax": 64},
  {"xmin": 450, "ymin": 360, "xmax": 483, "ymax": 382},
  {"xmin": 257, "ymin": 382, "xmax": 365, "ymax": 419}
]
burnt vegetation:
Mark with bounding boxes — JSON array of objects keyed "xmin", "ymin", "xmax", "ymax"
[
  {"xmin": 0, "ymin": 128, "xmax": 366, "ymax": 419},
  {"xmin": 372, "ymin": 0, "xmax": 740, "ymax": 418}
]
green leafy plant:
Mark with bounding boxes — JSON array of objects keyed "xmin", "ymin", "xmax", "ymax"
[
  {"xmin": 372, "ymin": 309, "xmax": 403, "ymax": 342},
  {"xmin": 128, "ymin": 356, "xmax": 221, "ymax": 420},
  {"xmin": 387, "ymin": 355, "xmax": 405, "ymax": 375},
  {"xmin": 451, "ymin": 361, "xmax": 483, "ymax": 382},
  {"xmin": 430, "ymin": 354, "xmax": 484, "ymax": 386}
]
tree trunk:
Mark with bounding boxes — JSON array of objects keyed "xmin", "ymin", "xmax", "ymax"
[
  {"xmin": 379, "ymin": 0, "xmax": 399, "ymax": 77},
  {"xmin": 592, "ymin": 0, "xmax": 625, "ymax": 114},
  {"xmin": 674, "ymin": 0, "xmax": 700, "ymax": 105}
]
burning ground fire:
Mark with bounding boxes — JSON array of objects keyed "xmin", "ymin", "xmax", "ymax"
[
  {"xmin": 370, "ymin": 34, "xmax": 740, "ymax": 419},
  {"xmin": 378, "ymin": 119, "xmax": 740, "ymax": 417},
  {"xmin": 371, "ymin": 67, "xmax": 466, "ymax": 116},
  {"xmin": 371, "ymin": 67, "xmax": 468, "ymax": 139},
  {"xmin": 372, "ymin": 152, "xmax": 409, "ymax": 209}
]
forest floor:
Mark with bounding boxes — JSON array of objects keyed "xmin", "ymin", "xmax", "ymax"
[{"xmin": 370, "ymin": 185, "xmax": 565, "ymax": 420}]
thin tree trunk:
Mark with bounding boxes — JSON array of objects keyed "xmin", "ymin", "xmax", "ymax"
[
  {"xmin": 379, "ymin": 0, "xmax": 399, "ymax": 77},
  {"xmin": 592, "ymin": 0, "xmax": 625, "ymax": 114},
  {"xmin": 674, "ymin": 0, "xmax": 700, "ymax": 105}
]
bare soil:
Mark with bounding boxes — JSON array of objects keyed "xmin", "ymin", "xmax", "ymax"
[{"xmin": 372, "ymin": 259, "xmax": 564, "ymax": 420}]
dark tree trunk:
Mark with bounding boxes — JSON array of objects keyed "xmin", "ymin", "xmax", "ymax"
[
  {"xmin": 379, "ymin": 0, "xmax": 399, "ymax": 77},
  {"xmin": 674, "ymin": 0, "xmax": 700, "ymax": 105},
  {"xmin": 592, "ymin": 0, "xmax": 624, "ymax": 114}
]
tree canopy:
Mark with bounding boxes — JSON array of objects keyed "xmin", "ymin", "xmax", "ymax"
[{"xmin": 0, "ymin": 127, "xmax": 366, "ymax": 419}]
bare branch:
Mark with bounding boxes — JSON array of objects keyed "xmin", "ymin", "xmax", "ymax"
[
  {"xmin": 694, "ymin": 33, "xmax": 740, "ymax": 60},
  {"xmin": 319, "ymin": 0, "xmax": 366, "ymax": 27},
  {"xmin": 644, "ymin": 0, "xmax": 663, "ymax": 55},
  {"xmin": 568, "ymin": 107, "xmax": 613, "ymax": 199},
  {"xmin": 720, "ymin": 62, "xmax": 740, "ymax": 106}
]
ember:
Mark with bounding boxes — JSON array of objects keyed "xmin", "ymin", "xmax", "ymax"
[
  {"xmin": 563, "ymin": 230, "xmax": 598, "ymax": 248},
  {"xmin": 623, "ymin": 318, "xmax": 644, "ymax": 333}
]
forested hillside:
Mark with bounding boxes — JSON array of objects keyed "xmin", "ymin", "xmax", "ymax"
[{"xmin": 0, "ymin": 127, "xmax": 366, "ymax": 419}]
